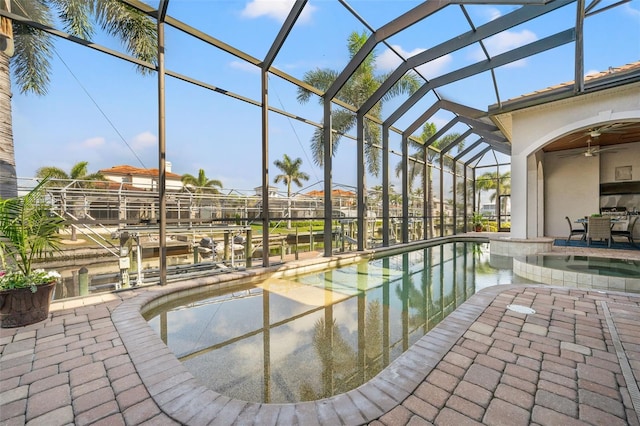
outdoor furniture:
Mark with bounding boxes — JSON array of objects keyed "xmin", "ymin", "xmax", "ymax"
[
  {"xmin": 611, "ymin": 216, "xmax": 638, "ymax": 245},
  {"xmin": 587, "ymin": 216, "xmax": 612, "ymax": 247},
  {"xmin": 565, "ymin": 216, "xmax": 586, "ymax": 242}
]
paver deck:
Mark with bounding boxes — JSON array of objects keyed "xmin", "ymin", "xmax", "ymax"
[{"xmin": 1, "ymin": 244, "xmax": 640, "ymax": 425}]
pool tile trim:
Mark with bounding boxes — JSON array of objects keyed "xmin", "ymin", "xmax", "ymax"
[
  {"xmin": 111, "ymin": 257, "xmax": 510, "ymax": 425},
  {"xmin": 513, "ymin": 256, "xmax": 640, "ymax": 292}
]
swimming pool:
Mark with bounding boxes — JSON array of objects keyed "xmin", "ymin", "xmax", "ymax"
[
  {"xmin": 144, "ymin": 242, "xmax": 532, "ymax": 404},
  {"xmin": 513, "ymin": 254, "xmax": 640, "ymax": 292}
]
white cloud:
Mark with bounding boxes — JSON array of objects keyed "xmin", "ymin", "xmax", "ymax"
[
  {"xmin": 241, "ymin": 0, "xmax": 317, "ymax": 23},
  {"xmin": 378, "ymin": 45, "xmax": 453, "ymax": 79},
  {"xmin": 377, "ymin": 46, "xmax": 423, "ymax": 72},
  {"xmin": 485, "ymin": 7, "xmax": 502, "ymax": 21},
  {"xmin": 470, "ymin": 29, "xmax": 538, "ymax": 67},
  {"xmin": 131, "ymin": 131, "xmax": 157, "ymax": 150},
  {"xmin": 623, "ymin": 2, "xmax": 640, "ymax": 19},
  {"xmin": 230, "ymin": 60, "xmax": 260, "ymax": 74},
  {"xmin": 80, "ymin": 136, "xmax": 105, "ymax": 148}
]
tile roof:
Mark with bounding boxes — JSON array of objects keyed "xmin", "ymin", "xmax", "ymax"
[
  {"xmin": 505, "ymin": 61, "xmax": 640, "ymax": 103},
  {"xmin": 99, "ymin": 165, "xmax": 182, "ymax": 179},
  {"xmin": 90, "ymin": 181, "xmax": 145, "ymax": 191},
  {"xmin": 306, "ymin": 189, "xmax": 356, "ymax": 197}
]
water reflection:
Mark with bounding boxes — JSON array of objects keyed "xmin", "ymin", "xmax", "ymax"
[{"xmin": 145, "ymin": 242, "xmax": 513, "ymax": 403}]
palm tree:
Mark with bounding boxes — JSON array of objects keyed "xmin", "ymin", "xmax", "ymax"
[
  {"xmin": 182, "ymin": 169, "xmax": 222, "ymax": 222},
  {"xmin": 297, "ymin": 30, "xmax": 421, "ymax": 176},
  {"xmin": 181, "ymin": 169, "xmax": 223, "ymax": 195},
  {"xmin": 35, "ymin": 161, "xmax": 104, "ymax": 184},
  {"xmin": 475, "ymin": 171, "xmax": 503, "ymax": 213},
  {"xmin": 35, "ymin": 161, "xmax": 104, "ymax": 241},
  {"xmin": 489, "ymin": 171, "xmax": 511, "ymax": 204},
  {"xmin": 273, "ymin": 154, "xmax": 309, "ymax": 228},
  {"xmin": 487, "ymin": 171, "xmax": 511, "ymax": 225},
  {"xmin": 273, "ymin": 154, "xmax": 309, "ymax": 198},
  {"xmin": 395, "ymin": 123, "xmax": 464, "ymax": 237},
  {"xmin": 0, "ymin": 0, "xmax": 157, "ymax": 199}
]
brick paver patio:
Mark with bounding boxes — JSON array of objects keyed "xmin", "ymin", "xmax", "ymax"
[{"xmin": 2, "ymin": 250, "xmax": 640, "ymax": 425}]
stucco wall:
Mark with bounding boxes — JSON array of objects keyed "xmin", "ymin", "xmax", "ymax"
[
  {"xmin": 502, "ymin": 82, "xmax": 640, "ymax": 239},
  {"xmin": 544, "ymin": 142, "xmax": 640, "ymax": 238},
  {"xmin": 544, "ymin": 150, "xmax": 601, "ymax": 237}
]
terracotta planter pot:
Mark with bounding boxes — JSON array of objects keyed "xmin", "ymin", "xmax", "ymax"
[{"xmin": 0, "ymin": 281, "xmax": 56, "ymax": 328}]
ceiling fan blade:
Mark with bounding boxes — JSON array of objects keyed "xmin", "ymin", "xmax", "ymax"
[
  {"xmin": 598, "ymin": 122, "xmax": 637, "ymax": 133},
  {"xmin": 592, "ymin": 147, "xmax": 620, "ymax": 154},
  {"xmin": 564, "ymin": 133, "xmax": 588, "ymax": 145},
  {"xmin": 557, "ymin": 151, "xmax": 582, "ymax": 158}
]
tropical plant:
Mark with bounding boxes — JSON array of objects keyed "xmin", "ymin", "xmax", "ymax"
[
  {"xmin": 274, "ymin": 154, "xmax": 309, "ymax": 229},
  {"xmin": 273, "ymin": 154, "xmax": 310, "ymax": 198},
  {"xmin": 489, "ymin": 171, "xmax": 510, "ymax": 221},
  {"xmin": 471, "ymin": 211, "xmax": 485, "ymax": 231},
  {"xmin": 475, "ymin": 171, "xmax": 497, "ymax": 213},
  {"xmin": 181, "ymin": 169, "xmax": 223, "ymax": 195},
  {"xmin": 0, "ymin": 177, "xmax": 64, "ymax": 291},
  {"xmin": 476, "ymin": 170, "xmax": 510, "ymax": 213},
  {"xmin": 297, "ymin": 30, "xmax": 421, "ymax": 176},
  {"xmin": 35, "ymin": 161, "xmax": 104, "ymax": 185},
  {"xmin": 395, "ymin": 123, "xmax": 464, "ymax": 237},
  {"xmin": 0, "ymin": 0, "xmax": 158, "ymax": 199}
]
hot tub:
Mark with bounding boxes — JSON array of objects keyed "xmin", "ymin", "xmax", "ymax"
[{"xmin": 513, "ymin": 254, "xmax": 640, "ymax": 293}]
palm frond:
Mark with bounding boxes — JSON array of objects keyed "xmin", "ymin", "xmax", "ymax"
[
  {"xmin": 49, "ymin": 0, "xmax": 94, "ymax": 39},
  {"xmin": 379, "ymin": 71, "xmax": 421, "ymax": 103},
  {"xmin": 12, "ymin": 13, "xmax": 54, "ymax": 95},
  {"xmin": 90, "ymin": 0, "xmax": 157, "ymax": 73},
  {"xmin": 0, "ymin": 178, "xmax": 63, "ymax": 275},
  {"xmin": 70, "ymin": 161, "xmax": 90, "ymax": 179},
  {"xmin": 297, "ymin": 69, "xmax": 339, "ymax": 104},
  {"xmin": 35, "ymin": 166, "xmax": 68, "ymax": 180}
]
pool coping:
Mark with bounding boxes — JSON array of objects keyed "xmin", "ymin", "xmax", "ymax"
[
  {"xmin": 112, "ymin": 241, "xmax": 507, "ymax": 425},
  {"xmin": 513, "ymin": 255, "xmax": 640, "ymax": 292}
]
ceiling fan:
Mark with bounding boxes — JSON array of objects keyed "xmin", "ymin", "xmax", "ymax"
[
  {"xmin": 560, "ymin": 136, "xmax": 621, "ymax": 158},
  {"xmin": 558, "ymin": 125, "xmax": 628, "ymax": 158}
]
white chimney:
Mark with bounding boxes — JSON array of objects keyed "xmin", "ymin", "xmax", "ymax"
[{"xmin": 165, "ymin": 161, "xmax": 172, "ymax": 173}]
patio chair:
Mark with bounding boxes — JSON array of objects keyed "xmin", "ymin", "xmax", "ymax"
[
  {"xmin": 611, "ymin": 216, "xmax": 638, "ymax": 245},
  {"xmin": 565, "ymin": 216, "xmax": 586, "ymax": 242},
  {"xmin": 587, "ymin": 216, "xmax": 612, "ymax": 247}
]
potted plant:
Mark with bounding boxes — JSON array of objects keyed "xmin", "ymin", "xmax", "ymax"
[
  {"xmin": 471, "ymin": 212, "xmax": 485, "ymax": 232},
  {"xmin": 0, "ymin": 178, "xmax": 65, "ymax": 328}
]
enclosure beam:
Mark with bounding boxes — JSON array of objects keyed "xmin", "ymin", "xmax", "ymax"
[
  {"xmin": 324, "ymin": 0, "xmax": 450, "ymax": 101},
  {"xmin": 382, "ymin": 125, "xmax": 390, "ymax": 246},
  {"xmin": 439, "ymin": 155, "xmax": 445, "ymax": 236},
  {"xmin": 463, "ymin": 165, "xmax": 469, "ymax": 232},
  {"xmin": 574, "ymin": 0, "xmax": 586, "ymax": 93},
  {"xmin": 356, "ymin": 114, "xmax": 366, "ymax": 251},
  {"xmin": 261, "ymin": 68, "xmax": 270, "ymax": 267},
  {"xmin": 157, "ymin": 0, "xmax": 169, "ymax": 286},
  {"xmin": 423, "ymin": 143, "xmax": 429, "ymax": 240},
  {"xmin": 452, "ymin": 161, "xmax": 458, "ymax": 234},
  {"xmin": 440, "ymin": 129, "xmax": 474, "ymax": 155},
  {"xmin": 263, "ymin": 0, "xmax": 306, "ymax": 69},
  {"xmin": 359, "ymin": 0, "xmax": 572, "ymax": 117},
  {"xmin": 323, "ymin": 100, "xmax": 333, "ymax": 257},
  {"xmin": 259, "ymin": 1, "xmax": 307, "ymax": 266},
  {"xmin": 386, "ymin": 29, "xmax": 576, "ymax": 127},
  {"xmin": 455, "ymin": 139, "xmax": 484, "ymax": 161},
  {"xmin": 401, "ymin": 134, "xmax": 409, "ymax": 243}
]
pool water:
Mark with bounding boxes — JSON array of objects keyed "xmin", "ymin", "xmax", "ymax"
[
  {"xmin": 144, "ymin": 242, "xmax": 531, "ymax": 404},
  {"xmin": 525, "ymin": 255, "xmax": 640, "ymax": 278}
]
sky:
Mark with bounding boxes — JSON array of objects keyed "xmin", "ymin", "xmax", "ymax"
[{"xmin": 11, "ymin": 0, "xmax": 640, "ymax": 195}]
